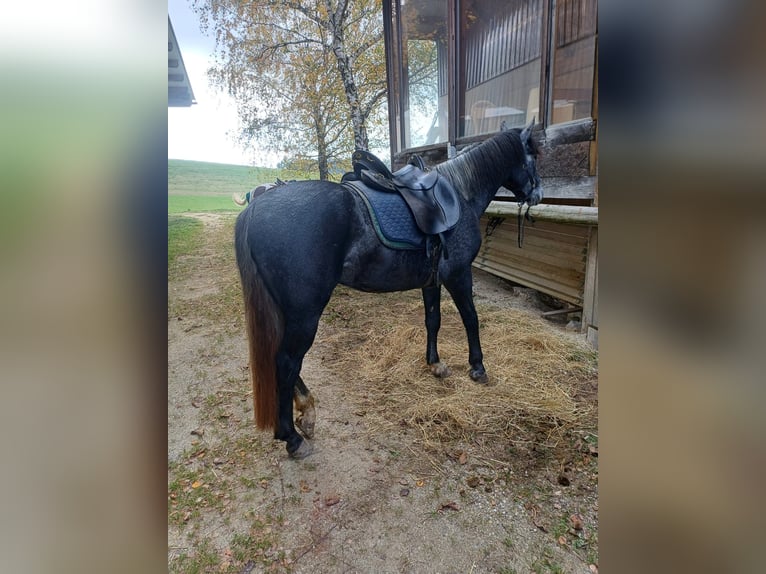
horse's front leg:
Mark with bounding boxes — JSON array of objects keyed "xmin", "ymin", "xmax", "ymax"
[
  {"xmin": 443, "ymin": 271, "xmax": 488, "ymax": 384},
  {"xmin": 422, "ymin": 285, "xmax": 451, "ymax": 378}
]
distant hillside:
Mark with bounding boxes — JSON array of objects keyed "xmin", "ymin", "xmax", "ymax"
[
  {"xmin": 168, "ymin": 159, "xmax": 284, "ymax": 197},
  {"xmin": 168, "ymin": 159, "xmax": 317, "ymax": 213}
]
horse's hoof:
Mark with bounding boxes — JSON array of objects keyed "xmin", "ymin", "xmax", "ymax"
[
  {"xmin": 296, "ymin": 415, "xmax": 315, "ymax": 439},
  {"xmin": 289, "ymin": 439, "xmax": 314, "ymax": 459},
  {"xmin": 469, "ymin": 369, "xmax": 489, "ymax": 385},
  {"xmin": 430, "ymin": 362, "xmax": 451, "ymax": 378}
]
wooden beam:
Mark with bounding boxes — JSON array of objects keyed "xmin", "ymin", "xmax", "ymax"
[
  {"xmin": 496, "ymin": 176, "xmax": 596, "ymax": 201},
  {"xmin": 485, "ymin": 202, "xmax": 598, "ymax": 226},
  {"xmin": 542, "ymin": 117, "xmax": 596, "ymax": 146},
  {"xmin": 582, "ymin": 227, "xmax": 599, "ymax": 335},
  {"xmin": 541, "ymin": 306, "xmax": 582, "ymax": 318}
]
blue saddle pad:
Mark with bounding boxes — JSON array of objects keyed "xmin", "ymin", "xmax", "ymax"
[{"xmin": 345, "ymin": 183, "xmax": 425, "ymax": 250}]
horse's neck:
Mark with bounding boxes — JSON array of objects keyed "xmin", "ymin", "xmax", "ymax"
[
  {"xmin": 468, "ymin": 167, "xmax": 505, "ymax": 216},
  {"xmin": 439, "ymin": 138, "xmax": 517, "ymax": 217}
]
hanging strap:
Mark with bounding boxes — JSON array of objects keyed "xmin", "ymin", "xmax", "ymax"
[{"xmin": 517, "ymin": 203, "xmax": 534, "ymax": 248}]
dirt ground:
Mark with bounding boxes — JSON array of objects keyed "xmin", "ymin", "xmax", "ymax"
[{"xmin": 168, "ymin": 213, "xmax": 598, "ymax": 573}]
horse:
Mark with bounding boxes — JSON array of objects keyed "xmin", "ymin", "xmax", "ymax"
[
  {"xmin": 232, "ymin": 180, "xmax": 288, "ymax": 206},
  {"xmin": 234, "ymin": 122, "xmax": 542, "ymax": 458}
]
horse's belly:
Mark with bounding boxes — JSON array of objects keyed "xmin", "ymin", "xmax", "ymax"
[{"xmin": 339, "ymin": 244, "xmax": 431, "ymax": 293}]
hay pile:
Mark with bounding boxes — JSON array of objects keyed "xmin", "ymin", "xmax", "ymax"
[{"xmin": 321, "ymin": 288, "xmax": 597, "ymax": 448}]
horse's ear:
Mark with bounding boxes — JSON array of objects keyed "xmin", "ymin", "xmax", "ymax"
[{"xmin": 520, "ymin": 118, "xmax": 535, "ymax": 142}]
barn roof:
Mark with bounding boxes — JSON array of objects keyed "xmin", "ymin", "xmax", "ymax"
[{"xmin": 168, "ymin": 17, "xmax": 196, "ymax": 107}]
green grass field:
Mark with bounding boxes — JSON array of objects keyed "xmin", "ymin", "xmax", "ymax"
[
  {"xmin": 168, "ymin": 215, "xmax": 204, "ymax": 266},
  {"xmin": 168, "ymin": 159, "xmax": 316, "ymax": 214}
]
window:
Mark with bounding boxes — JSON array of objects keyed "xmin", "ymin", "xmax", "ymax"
[
  {"xmin": 399, "ymin": 0, "xmax": 449, "ymax": 148},
  {"xmin": 459, "ymin": 0, "xmax": 543, "ymax": 137},
  {"xmin": 550, "ymin": 0, "xmax": 597, "ymax": 124}
]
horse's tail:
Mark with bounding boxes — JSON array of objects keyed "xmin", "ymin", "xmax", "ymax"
[
  {"xmin": 234, "ymin": 209, "xmax": 282, "ymax": 431},
  {"xmin": 232, "ymin": 192, "xmax": 247, "ymax": 206}
]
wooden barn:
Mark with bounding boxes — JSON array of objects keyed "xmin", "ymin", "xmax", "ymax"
[{"xmin": 382, "ymin": 0, "xmax": 598, "ymax": 347}]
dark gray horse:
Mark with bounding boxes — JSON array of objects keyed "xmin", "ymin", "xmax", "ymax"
[{"xmin": 235, "ymin": 123, "xmax": 542, "ymax": 458}]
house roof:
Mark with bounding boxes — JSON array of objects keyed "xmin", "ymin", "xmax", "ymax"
[{"xmin": 168, "ymin": 17, "xmax": 196, "ymax": 107}]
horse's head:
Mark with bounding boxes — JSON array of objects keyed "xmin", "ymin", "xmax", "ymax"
[{"xmin": 502, "ymin": 120, "xmax": 543, "ymax": 206}]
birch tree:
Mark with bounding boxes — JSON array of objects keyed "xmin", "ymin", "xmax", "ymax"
[{"xmin": 194, "ymin": 0, "xmax": 388, "ymax": 177}]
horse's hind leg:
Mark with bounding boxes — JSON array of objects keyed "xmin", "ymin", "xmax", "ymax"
[
  {"xmin": 275, "ymin": 315, "xmax": 322, "ymax": 458},
  {"xmin": 294, "ymin": 376, "xmax": 316, "ymax": 439},
  {"xmin": 422, "ymin": 285, "xmax": 451, "ymax": 378}
]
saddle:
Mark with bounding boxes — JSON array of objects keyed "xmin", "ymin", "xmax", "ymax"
[{"xmin": 341, "ymin": 150, "xmax": 460, "ymax": 236}]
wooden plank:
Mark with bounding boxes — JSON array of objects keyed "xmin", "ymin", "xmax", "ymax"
[
  {"xmin": 590, "ymin": 38, "xmax": 598, "ymax": 178},
  {"xmin": 474, "ymin": 252, "xmax": 584, "ymax": 288},
  {"xmin": 586, "ymin": 325, "xmax": 598, "ymax": 348},
  {"xmin": 487, "ymin": 221, "xmax": 589, "ymax": 244},
  {"xmin": 582, "ymin": 226, "xmax": 598, "ymax": 328},
  {"xmin": 479, "ymin": 236, "xmax": 586, "ymax": 272},
  {"xmin": 484, "ymin": 225, "xmax": 588, "ymax": 255},
  {"xmin": 476, "ymin": 250, "xmax": 585, "ymax": 286},
  {"xmin": 485, "ymin": 201, "xmax": 598, "ymax": 225},
  {"xmin": 477, "ymin": 244, "xmax": 585, "ymax": 282},
  {"xmin": 482, "ymin": 236, "xmax": 586, "ymax": 268},
  {"xmin": 521, "ymin": 217, "xmax": 592, "ymax": 236},
  {"xmin": 483, "ymin": 227, "xmax": 588, "ymax": 254},
  {"xmin": 541, "ymin": 306, "xmax": 582, "ymax": 317},
  {"xmin": 483, "ymin": 224, "xmax": 589, "ymax": 251},
  {"xmin": 472, "ymin": 259, "xmax": 584, "ymax": 304},
  {"xmin": 476, "ymin": 256, "xmax": 585, "ymax": 293},
  {"xmin": 472, "ymin": 260, "xmax": 582, "ymax": 302},
  {"xmin": 482, "ymin": 215, "xmax": 592, "ymax": 241}
]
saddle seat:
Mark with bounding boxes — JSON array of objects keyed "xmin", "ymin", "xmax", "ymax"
[{"xmin": 341, "ymin": 150, "xmax": 460, "ymax": 236}]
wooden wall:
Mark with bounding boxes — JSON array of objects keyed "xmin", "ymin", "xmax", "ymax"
[{"xmin": 474, "ymin": 216, "xmax": 589, "ymax": 306}]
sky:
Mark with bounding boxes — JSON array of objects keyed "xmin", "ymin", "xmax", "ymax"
[{"xmin": 168, "ymin": 0, "xmax": 279, "ymax": 167}]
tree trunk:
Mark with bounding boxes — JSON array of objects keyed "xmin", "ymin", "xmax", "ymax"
[
  {"xmin": 314, "ymin": 111, "xmax": 330, "ymax": 180},
  {"xmin": 328, "ymin": 1, "xmax": 369, "ymax": 150}
]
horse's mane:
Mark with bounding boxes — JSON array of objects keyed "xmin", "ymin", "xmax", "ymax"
[{"xmin": 436, "ymin": 129, "xmax": 534, "ymax": 201}]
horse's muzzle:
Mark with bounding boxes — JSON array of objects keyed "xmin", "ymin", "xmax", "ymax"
[{"xmin": 527, "ymin": 185, "xmax": 543, "ymax": 207}]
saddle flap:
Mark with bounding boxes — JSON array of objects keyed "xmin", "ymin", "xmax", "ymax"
[
  {"xmin": 391, "ymin": 163, "xmax": 439, "ymax": 191},
  {"xmin": 398, "ymin": 178, "xmax": 461, "ymax": 235}
]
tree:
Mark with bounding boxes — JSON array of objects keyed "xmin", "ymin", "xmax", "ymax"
[{"xmin": 194, "ymin": 0, "xmax": 388, "ymax": 178}]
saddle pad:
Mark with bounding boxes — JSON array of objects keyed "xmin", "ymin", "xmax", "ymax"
[{"xmin": 344, "ymin": 182, "xmax": 425, "ymax": 250}]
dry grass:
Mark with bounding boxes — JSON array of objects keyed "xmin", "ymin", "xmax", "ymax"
[{"xmin": 322, "ymin": 287, "xmax": 597, "ymax": 449}]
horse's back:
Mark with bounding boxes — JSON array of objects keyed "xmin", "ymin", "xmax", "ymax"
[
  {"xmin": 244, "ymin": 180, "xmax": 351, "ymax": 239},
  {"xmin": 238, "ymin": 181, "xmax": 355, "ymax": 312}
]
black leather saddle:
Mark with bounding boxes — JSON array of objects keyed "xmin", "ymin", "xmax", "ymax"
[{"xmin": 341, "ymin": 150, "xmax": 460, "ymax": 236}]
